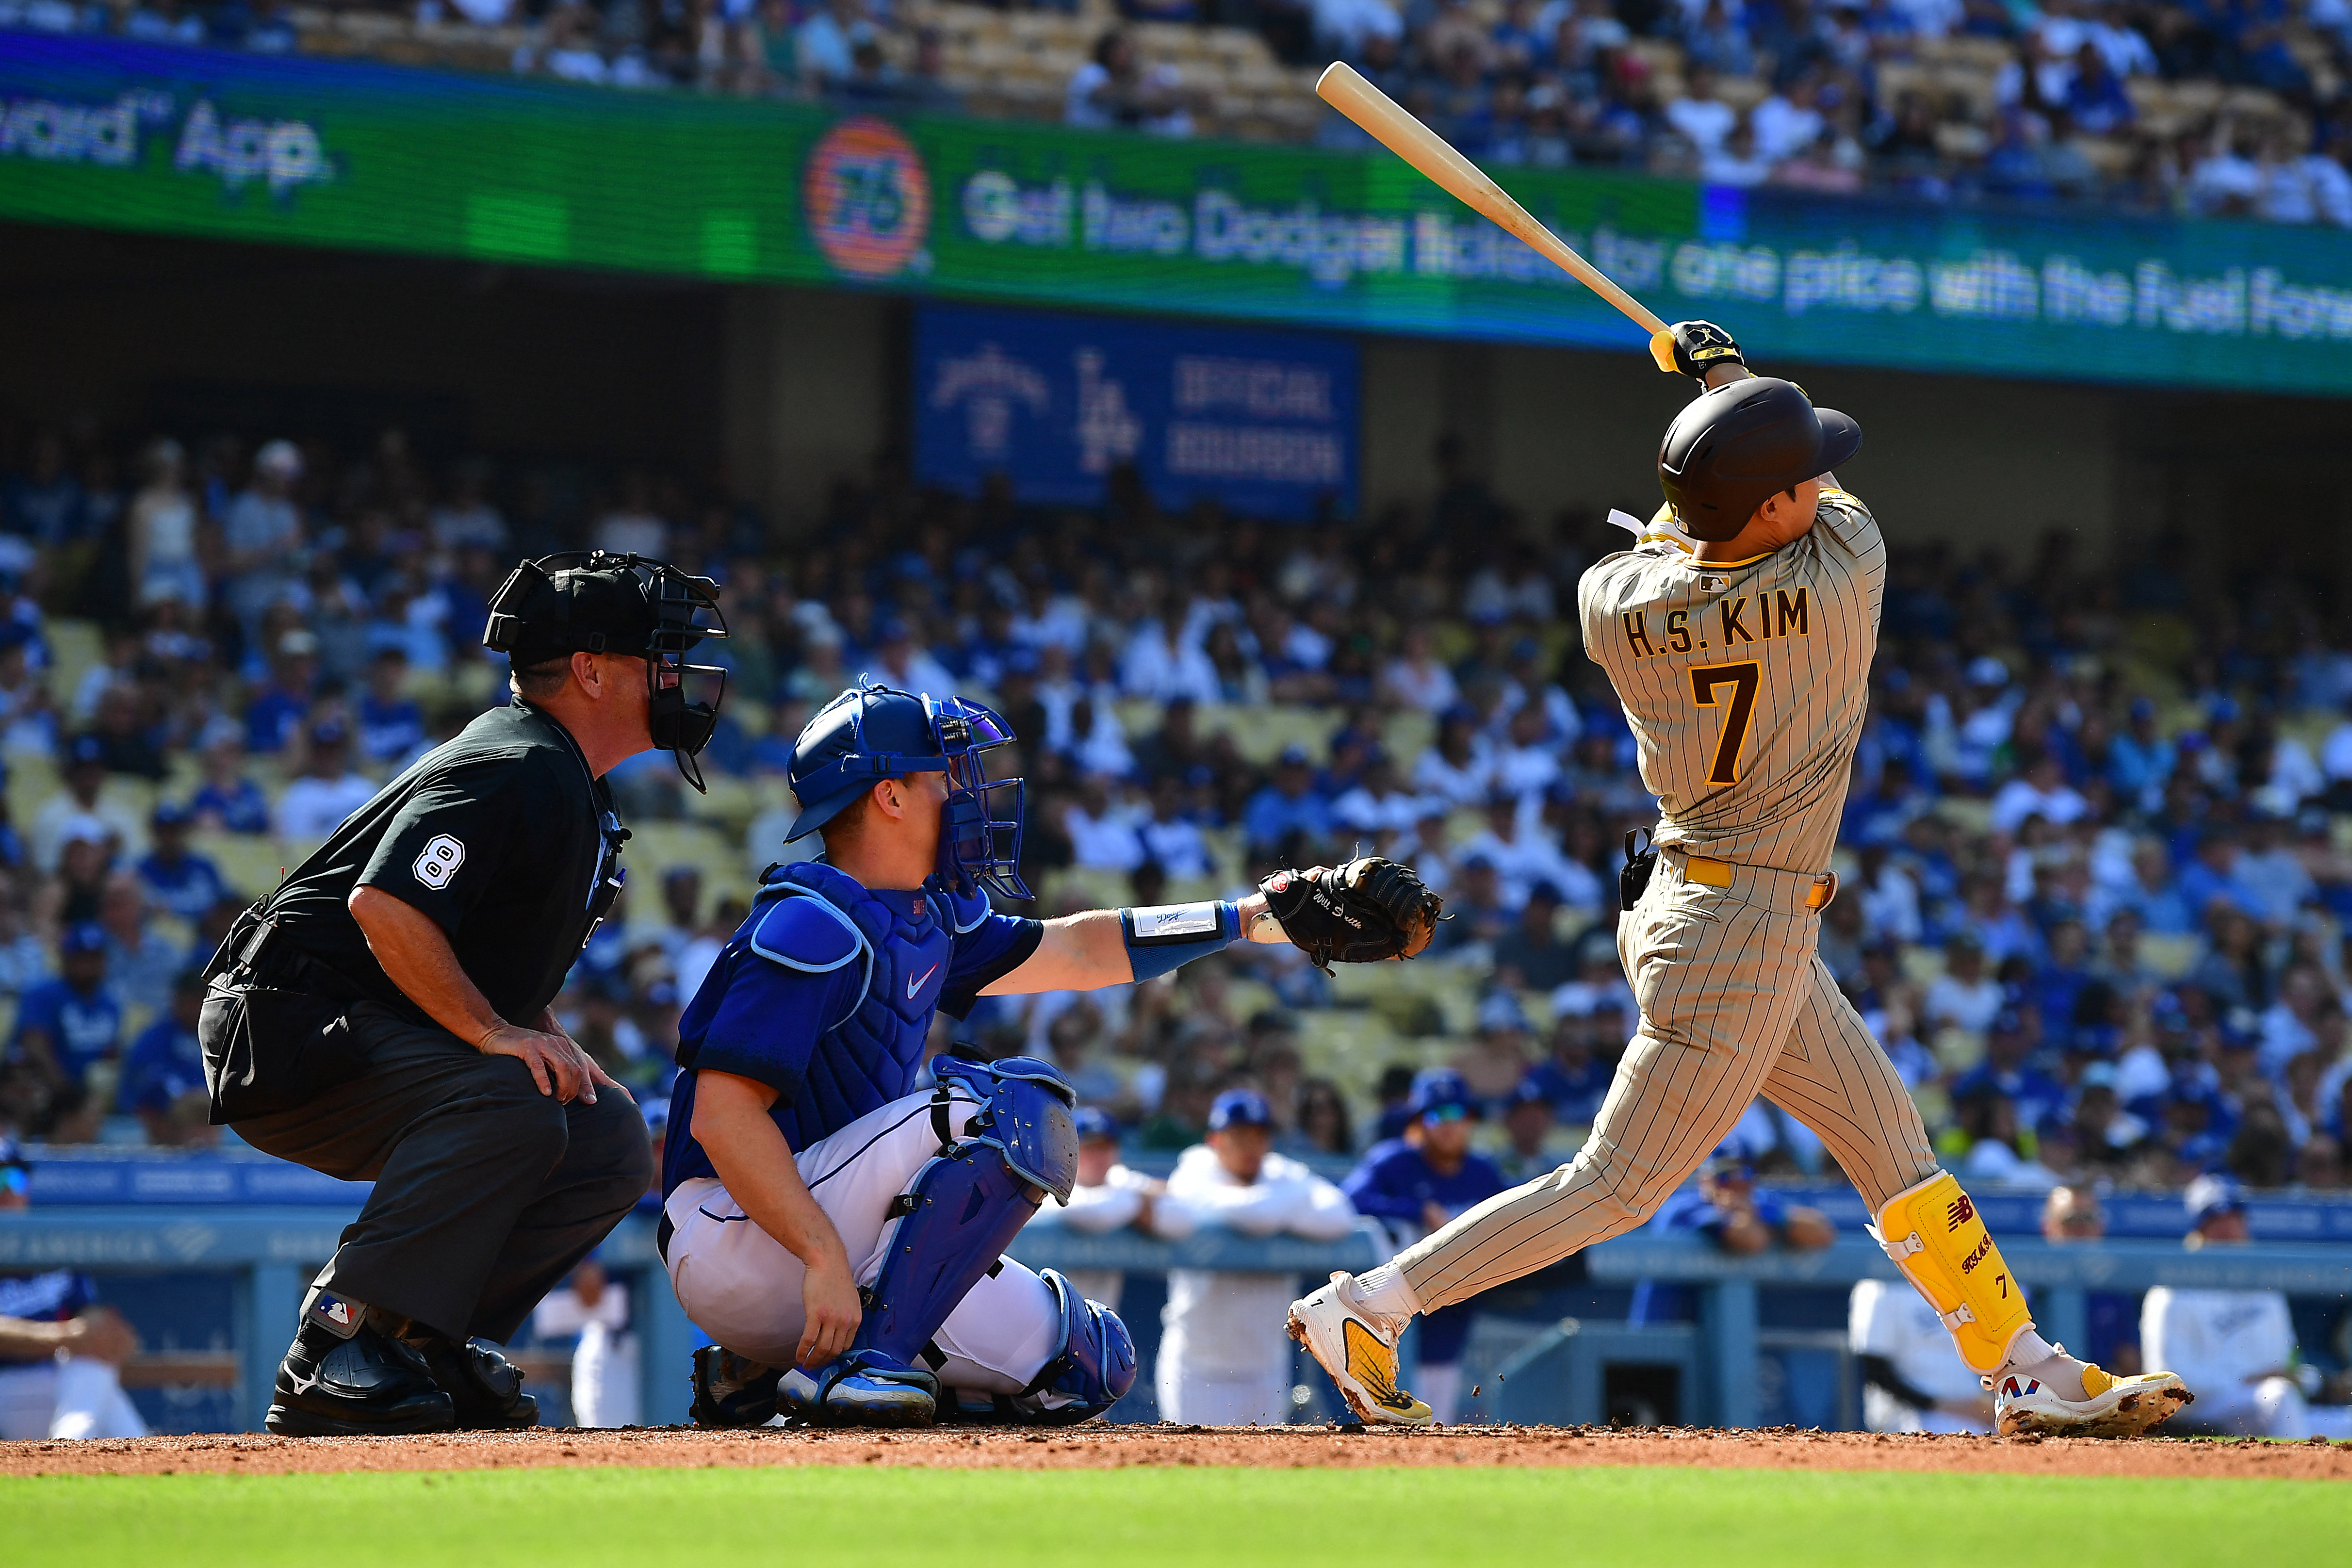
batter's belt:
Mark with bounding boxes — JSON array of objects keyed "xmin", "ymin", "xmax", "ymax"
[{"xmin": 1659, "ymin": 845, "xmax": 1838, "ymax": 912}]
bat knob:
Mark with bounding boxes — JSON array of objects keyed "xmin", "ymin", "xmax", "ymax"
[{"xmin": 1649, "ymin": 328, "xmax": 1679, "ymax": 376}]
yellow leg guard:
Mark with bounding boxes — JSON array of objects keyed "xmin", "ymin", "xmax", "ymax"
[{"xmin": 1867, "ymin": 1172, "xmax": 2033, "ymax": 1376}]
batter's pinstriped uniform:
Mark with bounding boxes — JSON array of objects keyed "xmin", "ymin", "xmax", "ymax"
[{"xmin": 1392, "ymin": 488, "xmax": 1939, "ymax": 1312}]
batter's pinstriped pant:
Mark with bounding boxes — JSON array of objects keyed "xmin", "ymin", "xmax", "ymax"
[{"xmin": 1398, "ymin": 851, "xmax": 1939, "ymax": 1313}]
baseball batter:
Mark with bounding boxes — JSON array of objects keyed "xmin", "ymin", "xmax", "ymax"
[{"xmin": 1291, "ymin": 322, "xmax": 2193, "ymax": 1439}]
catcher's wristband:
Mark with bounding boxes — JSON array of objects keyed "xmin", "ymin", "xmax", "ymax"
[{"xmin": 1119, "ymin": 901, "xmax": 1241, "ymax": 982}]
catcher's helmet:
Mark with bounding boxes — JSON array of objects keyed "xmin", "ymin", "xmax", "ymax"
[
  {"xmin": 786, "ymin": 682, "xmax": 1030, "ymax": 901},
  {"xmin": 1657, "ymin": 377, "xmax": 1861, "ymax": 542}
]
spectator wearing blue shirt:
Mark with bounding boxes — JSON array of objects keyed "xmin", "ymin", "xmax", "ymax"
[
  {"xmin": 2176, "ymin": 829, "xmax": 2268, "ymax": 927},
  {"xmin": 356, "ymin": 647, "xmax": 425, "ymax": 767},
  {"xmin": 2106, "ymin": 698, "xmax": 2176, "ymax": 811},
  {"xmin": 1241, "ymin": 745, "xmax": 1333, "ymax": 860},
  {"xmin": 1340, "ymin": 1070, "xmax": 1507, "ymax": 1425},
  {"xmin": 2029, "ymin": 921, "xmax": 2096, "ymax": 1050},
  {"xmin": 117, "ymin": 970, "xmax": 212, "ymax": 1146},
  {"xmin": 135, "ymin": 801, "xmax": 227, "ymax": 924},
  {"xmin": 189, "ymin": 734, "xmax": 271, "ymax": 836},
  {"xmin": 10, "ymin": 923, "xmax": 123, "ymax": 1103},
  {"xmin": 1629, "ymin": 1150, "xmax": 1835, "ymax": 1325},
  {"xmin": 1950, "ymin": 1007, "xmax": 2070, "ymax": 1136},
  {"xmin": 1524, "ymin": 1009, "xmax": 1613, "ymax": 1127},
  {"xmin": 243, "ymin": 628, "xmax": 317, "ymax": 755}
]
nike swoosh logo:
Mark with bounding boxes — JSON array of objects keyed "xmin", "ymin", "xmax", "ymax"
[{"xmin": 907, "ymin": 963, "xmax": 940, "ymax": 1000}]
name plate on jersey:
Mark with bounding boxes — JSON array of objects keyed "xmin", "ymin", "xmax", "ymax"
[{"xmin": 1125, "ymin": 903, "xmax": 1224, "ymax": 945}]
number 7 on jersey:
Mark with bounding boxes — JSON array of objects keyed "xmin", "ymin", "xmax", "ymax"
[{"xmin": 1688, "ymin": 661, "xmax": 1760, "ymax": 785}]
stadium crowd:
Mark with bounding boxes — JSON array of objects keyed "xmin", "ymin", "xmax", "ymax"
[
  {"xmin": 10, "ymin": 0, "xmax": 2352, "ymax": 221},
  {"xmin": 0, "ymin": 414, "xmax": 2348, "ymax": 1223}
]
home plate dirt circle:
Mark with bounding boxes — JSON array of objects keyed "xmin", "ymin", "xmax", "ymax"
[{"xmin": 4, "ymin": 1425, "xmax": 2347, "ymax": 1480}]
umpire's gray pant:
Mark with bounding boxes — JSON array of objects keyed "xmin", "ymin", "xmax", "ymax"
[{"xmin": 233, "ymin": 1003, "xmax": 653, "ymax": 1344}]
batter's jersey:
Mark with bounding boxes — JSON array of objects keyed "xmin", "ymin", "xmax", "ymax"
[{"xmin": 1578, "ymin": 490, "xmax": 1884, "ymax": 874}]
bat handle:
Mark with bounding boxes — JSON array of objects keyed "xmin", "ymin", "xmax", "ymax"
[{"xmin": 1648, "ymin": 328, "xmax": 1679, "ymax": 376}]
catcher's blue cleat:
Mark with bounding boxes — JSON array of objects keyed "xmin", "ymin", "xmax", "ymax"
[{"xmin": 781, "ymin": 1352, "xmax": 940, "ymax": 1427}]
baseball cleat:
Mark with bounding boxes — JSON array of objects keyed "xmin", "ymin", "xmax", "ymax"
[
  {"xmin": 690, "ymin": 1345, "xmax": 782, "ymax": 1428},
  {"xmin": 264, "ymin": 1296, "xmax": 456, "ymax": 1437},
  {"xmin": 1994, "ymin": 1362, "xmax": 2192, "ymax": 1438},
  {"xmin": 398, "ymin": 1331, "xmax": 538, "ymax": 1430},
  {"xmin": 1287, "ymin": 1272, "xmax": 1432, "ymax": 1426},
  {"xmin": 781, "ymin": 1354, "xmax": 940, "ymax": 1428}
]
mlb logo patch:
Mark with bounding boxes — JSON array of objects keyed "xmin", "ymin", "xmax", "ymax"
[
  {"xmin": 1699, "ymin": 574, "xmax": 1731, "ymax": 593},
  {"xmin": 317, "ymin": 1295, "xmax": 351, "ymax": 1326}
]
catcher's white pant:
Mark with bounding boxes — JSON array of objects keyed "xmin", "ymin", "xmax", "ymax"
[
  {"xmin": 663, "ymin": 1086, "xmax": 1063, "ymax": 1394},
  {"xmin": 0, "ymin": 1356, "xmax": 149, "ymax": 1440},
  {"xmin": 1398, "ymin": 852, "xmax": 1939, "ymax": 1310}
]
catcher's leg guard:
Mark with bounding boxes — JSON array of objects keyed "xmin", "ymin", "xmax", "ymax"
[
  {"xmin": 1867, "ymin": 1171, "xmax": 2033, "ymax": 1376},
  {"xmin": 783, "ymin": 1096, "xmax": 1054, "ymax": 1427},
  {"xmin": 938, "ymin": 1270, "xmax": 1138, "ymax": 1426}
]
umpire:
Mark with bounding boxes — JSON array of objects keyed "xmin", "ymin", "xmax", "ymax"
[{"xmin": 199, "ymin": 551, "xmax": 728, "ymax": 1436}]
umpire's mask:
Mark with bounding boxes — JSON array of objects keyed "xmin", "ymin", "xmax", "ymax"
[{"xmin": 482, "ymin": 551, "xmax": 731, "ymax": 793}]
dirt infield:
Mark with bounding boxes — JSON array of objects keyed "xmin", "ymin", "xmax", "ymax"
[{"xmin": 4, "ymin": 1424, "xmax": 2345, "ymax": 1481}]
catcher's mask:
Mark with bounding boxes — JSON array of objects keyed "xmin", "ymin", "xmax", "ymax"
[
  {"xmin": 785, "ymin": 681, "xmax": 1031, "ymax": 902},
  {"xmin": 482, "ymin": 551, "xmax": 730, "ymax": 793}
]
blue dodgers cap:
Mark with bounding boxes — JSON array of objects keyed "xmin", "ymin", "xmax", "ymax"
[
  {"xmin": 60, "ymin": 921, "xmax": 107, "ymax": 956},
  {"xmin": 1702, "ymin": 1142, "xmax": 1756, "ymax": 1182},
  {"xmin": 2185, "ymin": 1173, "xmax": 2246, "ymax": 1227},
  {"xmin": 151, "ymin": 799, "xmax": 193, "ymax": 829},
  {"xmin": 1409, "ymin": 1068, "xmax": 1479, "ymax": 1121},
  {"xmin": 1207, "ymin": 1089, "xmax": 1274, "ymax": 1131},
  {"xmin": 1072, "ymin": 1106, "xmax": 1120, "ymax": 1143}
]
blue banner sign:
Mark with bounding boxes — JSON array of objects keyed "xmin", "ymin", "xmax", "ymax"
[{"xmin": 914, "ymin": 302, "xmax": 1358, "ymax": 519}]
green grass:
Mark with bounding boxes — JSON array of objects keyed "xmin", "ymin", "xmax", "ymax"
[{"xmin": 6, "ymin": 1465, "xmax": 2336, "ymax": 1567}]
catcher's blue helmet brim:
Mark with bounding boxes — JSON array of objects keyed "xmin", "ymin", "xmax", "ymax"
[{"xmin": 784, "ymin": 784, "xmax": 870, "ymax": 842}]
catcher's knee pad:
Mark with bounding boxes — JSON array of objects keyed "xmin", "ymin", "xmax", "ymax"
[
  {"xmin": 1868, "ymin": 1171, "xmax": 2033, "ymax": 1375},
  {"xmin": 939, "ymin": 1270, "xmax": 1137, "ymax": 1426},
  {"xmin": 932, "ymin": 1055, "xmax": 1079, "ymax": 1204}
]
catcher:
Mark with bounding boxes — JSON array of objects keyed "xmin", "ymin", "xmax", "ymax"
[
  {"xmin": 664, "ymin": 680, "xmax": 1440, "ymax": 1428},
  {"xmin": 1288, "ymin": 324, "xmax": 2192, "ymax": 1439}
]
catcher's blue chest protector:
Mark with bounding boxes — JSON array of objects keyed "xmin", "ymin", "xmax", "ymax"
[{"xmin": 746, "ymin": 861, "xmax": 987, "ymax": 1151}]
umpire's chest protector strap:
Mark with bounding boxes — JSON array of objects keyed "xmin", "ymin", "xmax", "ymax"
[{"xmin": 932, "ymin": 1055, "xmax": 1080, "ymax": 1204}]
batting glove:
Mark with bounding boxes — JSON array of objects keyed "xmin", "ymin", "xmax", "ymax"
[{"xmin": 1669, "ymin": 320, "xmax": 1745, "ymax": 386}]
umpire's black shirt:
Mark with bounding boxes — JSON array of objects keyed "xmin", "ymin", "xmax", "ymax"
[{"xmin": 259, "ymin": 699, "xmax": 623, "ymax": 1026}]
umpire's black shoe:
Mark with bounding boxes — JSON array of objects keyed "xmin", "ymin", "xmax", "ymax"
[
  {"xmin": 266, "ymin": 1290, "xmax": 456, "ymax": 1437},
  {"xmin": 397, "ymin": 1330, "xmax": 540, "ymax": 1430}
]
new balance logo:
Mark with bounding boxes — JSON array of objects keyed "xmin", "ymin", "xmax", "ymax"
[{"xmin": 1946, "ymin": 1195, "xmax": 1976, "ymax": 1231}]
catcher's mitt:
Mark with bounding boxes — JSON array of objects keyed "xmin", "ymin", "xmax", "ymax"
[{"xmin": 1258, "ymin": 857, "xmax": 1443, "ymax": 973}]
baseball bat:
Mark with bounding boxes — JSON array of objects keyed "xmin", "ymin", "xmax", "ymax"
[{"xmin": 1316, "ymin": 62, "xmax": 1680, "ymax": 375}]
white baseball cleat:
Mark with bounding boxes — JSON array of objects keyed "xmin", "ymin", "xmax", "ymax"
[
  {"xmin": 1993, "ymin": 1360, "xmax": 2192, "ymax": 1438},
  {"xmin": 1286, "ymin": 1272, "xmax": 1432, "ymax": 1427}
]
